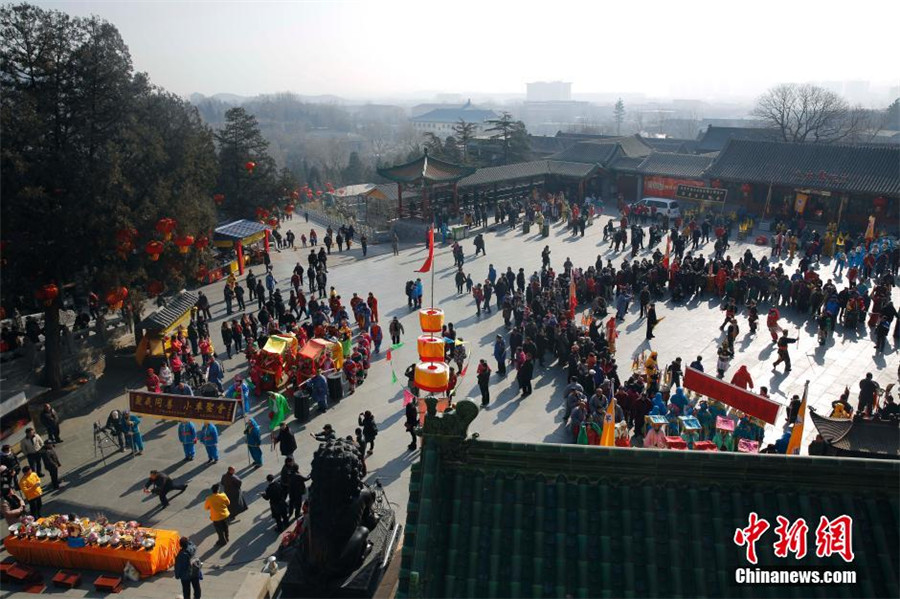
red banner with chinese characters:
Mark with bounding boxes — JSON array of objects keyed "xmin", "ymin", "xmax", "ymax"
[
  {"xmin": 682, "ymin": 368, "xmax": 781, "ymax": 424},
  {"xmin": 643, "ymin": 176, "xmax": 704, "ymax": 199},
  {"xmin": 128, "ymin": 390, "xmax": 237, "ymax": 424}
]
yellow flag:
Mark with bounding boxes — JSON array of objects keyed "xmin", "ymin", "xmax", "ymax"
[
  {"xmin": 786, "ymin": 381, "xmax": 809, "ymax": 455},
  {"xmin": 600, "ymin": 398, "xmax": 617, "ymax": 447}
]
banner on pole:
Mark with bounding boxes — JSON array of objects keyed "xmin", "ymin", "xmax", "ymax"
[{"xmin": 128, "ymin": 389, "xmax": 237, "ymax": 424}]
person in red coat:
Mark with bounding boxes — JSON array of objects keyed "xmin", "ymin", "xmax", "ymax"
[
  {"xmin": 730, "ymin": 365, "xmax": 754, "ymax": 390},
  {"xmin": 146, "ymin": 368, "xmax": 161, "ymax": 393},
  {"xmin": 367, "ymin": 293, "xmax": 379, "ymax": 323}
]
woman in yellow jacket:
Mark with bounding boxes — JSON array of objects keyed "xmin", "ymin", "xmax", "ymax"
[
  {"xmin": 204, "ymin": 484, "xmax": 230, "ymax": 546},
  {"xmin": 18, "ymin": 465, "xmax": 42, "ymax": 518}
]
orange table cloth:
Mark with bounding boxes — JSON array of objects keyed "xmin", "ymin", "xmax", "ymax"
[{"xmin": 3, "ymin": 529, "xmax": 180, "ymax": 577}]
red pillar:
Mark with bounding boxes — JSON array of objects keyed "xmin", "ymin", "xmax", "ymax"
[
  {"xmin": 453, "ymin": 183, "xmax": 459, "ymax": 215},
  {"xmin": 235, "ymin": 241, "xmax": 244, "ymax": 275},
  {"xmin": 397, "ymin": 183, "xmax": 403, "ymax": 217}
]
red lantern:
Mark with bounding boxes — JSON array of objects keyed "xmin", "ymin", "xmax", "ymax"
[
  {"xmin": 267, "ymin": 217, "xmax": 279, "ymax": 228},
  {"xmin": 35, "ymin": 284, "xmax": 59, "ymax": 307},
  {"xmin": 147, "ymin": 280, "xmax": 165, "ymax": 297},
  {"xmin": 155, "ymin": 218, "xmax": 177, "ymax": 241},
  {"xmin": 255, "ymin": 207, "xmax": 269, "ymax": 220},
  {"xmin": 174, "ymin": 235, "xmax": 195, "ymax": 254},
  {"xmin": 245, "ymin": 161, "xmax": 256, "ymax": 173},
  {"xmin": 105, "ymin": 286, "xmax": 128, "ymax": 309},
  {"xmin": 213, "ymin": 193, "xmax": 225, "ymax": 205},
  {"xmin": 145, "ymin": 240, "xmax": 164, "ymax": 261},
  {"xmin": 316, "ymin": 190, "xmax": 323, "ymax": 196},
  {"xmin": 194, "ymin": 236, "xmax": 210, "ymax": 250},
  {"xmin": 873, "ymin": 196, "xmax": 887, "ymax": 209},
  {"xmin": 306, "ymin": 191, "xmax": 313, "ymax": 199},
  {"xmin": 741, "ymin": 183, "xmax": 752, "ymax": 195},
  {"xmin": 291, "ymin": 191, "xmax": 299, "ymax": 200},
  {"xmin": 325, "ymin": 182, "xmax": 334, "ymax": 190}
]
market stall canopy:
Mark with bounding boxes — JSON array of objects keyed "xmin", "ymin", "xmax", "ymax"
[
  {"xmin": 213, "ymin": 219, "xmax": 270, "ymax": 249},
  {"xmin": 139, "ymin": 291, "xmax": 198, "ymax": 334},
  {"xmin": 332, "ymin": 184, "xmax": 375, "ymax": 198}
]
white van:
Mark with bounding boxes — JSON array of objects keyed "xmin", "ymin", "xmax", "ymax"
[{"xmin": 631, "ymin": 197, "xmax": 681, "ymax": 220}]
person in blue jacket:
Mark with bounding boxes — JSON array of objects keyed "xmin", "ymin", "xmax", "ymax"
[
  {"xmin": 124, "ymin": 411, "xmax": 144, "ymax": 455},
  {"xmin": 199, "ymin": 422, "xmax": 219, "ymax": 464},
  {"xmin": 178, "ymin": 420, "xmax": 197, "ymax": 461},
  {"xmin": 309, "ymin": 372, "xmax": 328, "ymax": 412},
  {"xmin": 225, "ymin": 375, "xmax": 252, "ymax": 416},
  {"xmin": 244, "ymin": 417, "xmax": 263, "ymax": 467}
]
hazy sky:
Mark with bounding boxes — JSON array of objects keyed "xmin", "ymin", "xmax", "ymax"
[{"xmin": 35, "ymin": 0, "xmax": 900, "ymax": 102}]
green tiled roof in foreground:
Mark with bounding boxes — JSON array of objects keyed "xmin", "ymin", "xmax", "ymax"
[{"xmin": 398, "ymin": 400, "xmax": 899, "ymax": 599}]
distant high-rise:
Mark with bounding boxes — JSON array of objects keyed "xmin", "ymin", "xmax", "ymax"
[{"xmin": 526, "ymin": 81, "xmax": 572, "ymax": 103}]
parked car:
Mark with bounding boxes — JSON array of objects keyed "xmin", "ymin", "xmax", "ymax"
[{"xmin": 631, "ymin": 197, "xmax": 681, "ymax": 220}]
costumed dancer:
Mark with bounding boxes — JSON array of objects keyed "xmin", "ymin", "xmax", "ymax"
[
  {"xmin": 643, "ymin": 420, "xmax": 667, "ymax": 449},
  {"xmin": 177, "ymin": 420, "xmax": 197, "ymax": 461},
  {"xmin": 267, "ymin": 391, "xmax": 290, "ymax": 431},
  {"xmin": 225, "ymin": 375, "xmax": 252, "ymax": 417},
  {"xmin": 200, "ymin": 422, "xmax": 219, "ymax": 464},
  {"xmin": 605, "ymin": 316, "xmax": 618, "ymax": 355},
  {"xmin": 766, "ymin": 308, "xmax": 784, "ymax": 343},
  {"xmin": 244, "ymin": 417, "xmax": 263, "ymax": 468}
]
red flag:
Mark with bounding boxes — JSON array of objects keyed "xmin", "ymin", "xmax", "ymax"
[
  {"xmin": 386, "ymin": 348, "xmax": 392, "ymax": 361},
  {"xmin": 662, "ymin": 235, "xmax": 671, "ymax": 270},
  {"xmin": 568, "ymin": 277, "xmax": 577, "ymax": 319},
  {"xmin": 416, "ymin": 227, "xmax": 434, "ymax": 273}
]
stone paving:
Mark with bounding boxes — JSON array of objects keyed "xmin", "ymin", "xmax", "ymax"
[{"xmin": 2, "ymin": 212, "xmax": 897, "ymax": 598}]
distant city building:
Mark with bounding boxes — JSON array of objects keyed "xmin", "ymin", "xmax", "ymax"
[
  {"xmin": 408, "ymin": 100, "xmax": 499, "ymax": 136},
  {"xmin": 526, "ymin": 81, "xmax": 572, "ymax": 102}
]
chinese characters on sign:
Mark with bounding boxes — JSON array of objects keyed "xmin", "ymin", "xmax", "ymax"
[
  {"xmin": 734, "ymin": 513, "xmax": 854, "ymax": 564},
  {"xmin": 128, "ymin": 390, "xmax": 237, "ymax": 425},
  {"xmin": 643, "ymin": 176, "xmax": 705, "ymax": 199},
  {"xmin": 675, "ymin": 184, "xmax": 728, "ymax": 203}
]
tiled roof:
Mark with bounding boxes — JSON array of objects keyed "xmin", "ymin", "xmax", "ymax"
[
  {"xmin": 548, "ymin": 135, "xmax": 652, "ymax": 165},
  {"xmin": 139, "ymin": 290, "xmax": 198, "ymax": 332},
  {"xmin": 641, "ymin": 137, "xmax": 699, "ymax": 154},
  {"xmin": 607, "ymin": 155, "xmax": 645, "ymax": 173},
  {"xmin": 636, "ymin": 152, "xmax": 716, "ymax": 178},
  {"xmin": 695, "ymin": 126, "xmax": 779, "ymax": 154},
  {"xmin": 410, "ymin": 108, "xmax": 498, "ymax": 124},
  {"xmin": 705, "ymin": 139, "xmax": 900, "ymax": 196},
  {"xmin": 458, "ymin": 160, "xmax": 597, "ymax": 188},
  {"xmin": 213, "ymin": 219, "xmax": 269, "ymax": 242},
  {"xmin": 810, "ymin": 411, "xmax": 900, "ymax": 458},
  {"xmin": 528, "ymin": 135, "xmax": 576, "ymax": 156},
  {"xmin": 398, "ymin": 400, "xmax": 899, "ymax": 599},
  {"xmin": 376, "ymin": 152, "xmax": 476, "ymax": 184}
]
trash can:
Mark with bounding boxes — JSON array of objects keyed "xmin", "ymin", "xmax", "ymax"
[
  {"xmin": 293, "ymin": 388, "xmax": 310, "ymax": 423},
  {"xmin": 327, "ymin": 372, "xmax": 344, "ymax": 403},
  {"xmin": 523, "ymin": 221, "xmax": 531, "ymax": 234},
  {"xmin": 542, "ymin": 224, "xmax": 550, "ymax": 238}
]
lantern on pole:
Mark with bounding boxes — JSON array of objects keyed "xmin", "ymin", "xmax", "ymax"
[
  {"xmin": 155, "ymin": 218, "xmax": 177, "ymax": 241},
  {"xmin": 414, "ymin": 362, "xmax": 450, "ymax": 393},
  {"xmin": 213, "ymin": 193, "xmax": 225, "ymax": 205},
  {"xmin": 145, "ymin": 240, "xmax": 164, "ymax": 261},
  {"xmin": 174, "ymin": 235, "xmax": 195, "ymax": 254}
]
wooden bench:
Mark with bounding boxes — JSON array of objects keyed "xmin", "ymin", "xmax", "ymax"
[
  {"xmin": 52, "ymin": 569, "xmax": 82, "ymax": 588},
  {"xmin": 94, "ymin": 574, "xmax": 124, "ymax": 593}
]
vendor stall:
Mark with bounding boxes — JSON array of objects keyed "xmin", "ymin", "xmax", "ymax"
[
  {"xmin": 135, "ymin": 291, "xmax": 198, "ymax": 367},
  {"xmin": 212, "ymin": 219, "xmax": 272, "ymax": 277},
  {"xmin": 4, "ymin": 516, "xmax": 179, "ymax": 578}
]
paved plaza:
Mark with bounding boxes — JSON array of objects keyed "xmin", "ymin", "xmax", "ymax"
[{"xmin": 2, "ymin": 213, "xmax": 897, "ymax": 598}]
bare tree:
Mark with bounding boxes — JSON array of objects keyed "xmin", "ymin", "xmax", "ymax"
[{"xmin": 752, "ymin": 83, "xmax": 866, "ymax": 143}]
